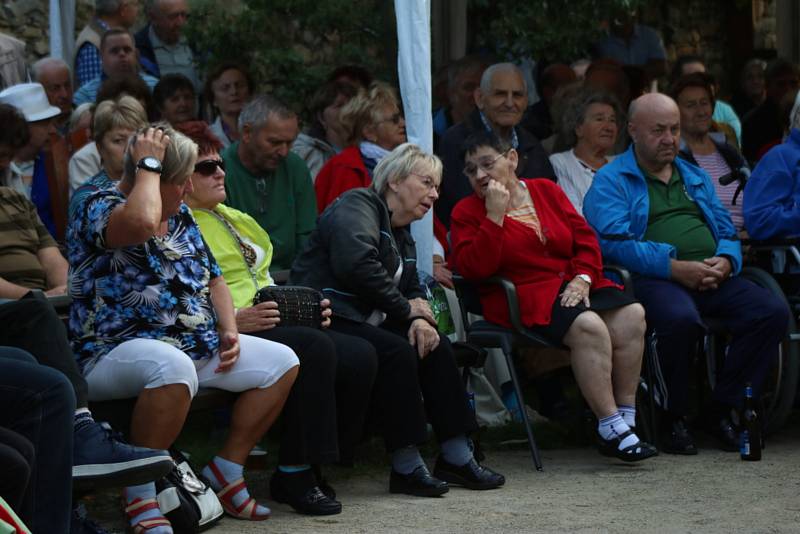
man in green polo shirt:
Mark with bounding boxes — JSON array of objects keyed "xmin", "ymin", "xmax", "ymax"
[
  {"xmin": 222, "ymin": 94, "xmax": 318, "ymax": 271},
  {"xmin": 584, "ymin": 93, "xmax": 788, "ymax": 457}
]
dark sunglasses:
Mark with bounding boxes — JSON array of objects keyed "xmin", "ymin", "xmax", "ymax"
[{"xmin": 194, "ymin": 159, "xmax": 225, "ymax": 176}]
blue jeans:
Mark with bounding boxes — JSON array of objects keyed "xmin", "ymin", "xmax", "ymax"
[{"xmin": 0, "ymin": 347, "xmax": 75, "ymax": 533}]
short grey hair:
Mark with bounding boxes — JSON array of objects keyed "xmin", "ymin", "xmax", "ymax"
[
  {"xmin": 123, "ymin": 122, "xmax": 198, "ymax": 185},
  {"xmin": 31, "ymin": 57, "xmax": 70, "ymax": 81},
  {"xmin": 559, "ymin": 88, "xmax": 623, "ymax": 149},
  {"xmin": 479, "ymin": 62, "xmax": 527, "ymax": 95},
  {"xmin": 95, "ymin": 0, "xmax": 123, "ymax": 16},
  {"xmin": 371, "ymin": 143, "xmax": 442, "ymax": 196},
  {"xmin": 238, "ymin": 94, "xmax": 296, "ymax": 133},
  {"xmin": 68, "ymin": 103, "xmax": 94, "ymax": 132}
]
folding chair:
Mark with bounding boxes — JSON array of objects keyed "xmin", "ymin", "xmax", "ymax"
[{"xmin": 452, "ymin": 273, "xmax": 561, "ymax": 471}]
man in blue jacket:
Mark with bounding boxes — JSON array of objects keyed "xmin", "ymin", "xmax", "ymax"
[
  {"xmin": 584, "ymin": 93, "xmax": 788, "ymax": 455},
  {"xmin": 743, "ymin": 100, "xmax": 800, "ymax": 239}
]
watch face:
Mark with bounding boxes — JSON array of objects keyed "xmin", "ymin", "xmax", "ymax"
[{"xmin": 144, "ymin": 157, "xmax": 159, "ymax": 168}]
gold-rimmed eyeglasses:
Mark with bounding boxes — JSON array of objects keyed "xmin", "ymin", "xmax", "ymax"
[{"xmin": 463, "ymin": 148, "xmax": 510, "ymax": 178}]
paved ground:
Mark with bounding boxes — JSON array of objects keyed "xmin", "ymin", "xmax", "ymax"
[{"xmin": 90, "ymin": 423, "xmax": 800, "ymax": 533}]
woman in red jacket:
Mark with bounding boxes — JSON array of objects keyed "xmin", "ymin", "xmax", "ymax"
[
  {"xmin": 450, "ymin": 131, "xmax": 656, "ymax": 462},
  {"xmin": 314, "ymin": 82, "xmax": 406, "ymax": 212}
]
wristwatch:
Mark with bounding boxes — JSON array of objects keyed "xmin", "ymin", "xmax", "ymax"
[
  {"xmin": 136, "ymin": 156, "xmax": 162, "ymax": 174},
  {"xmin": 577, "ymin": 274, "xmax": 592, "ymax": 285}
]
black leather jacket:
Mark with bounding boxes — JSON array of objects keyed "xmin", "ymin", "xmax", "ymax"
[{"xmin": 289, "ymin": 188, "xmax": 426, "ymax": 323}]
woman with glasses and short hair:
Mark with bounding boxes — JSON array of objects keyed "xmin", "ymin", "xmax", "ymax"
[
  {"xmin": 314, "ymin": 81, "xmax": 407, "ymax": 212},
  {"xmin": 291, "ymin": 143, "xmax": 505, "ymax": 497},
  {"xmin": 450, "ymin": 130, "xmax": 656, "ymax": 463}
]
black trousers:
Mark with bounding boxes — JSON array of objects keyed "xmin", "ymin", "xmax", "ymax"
[
  {"xmin": 330, "ymin": 318, "xmax": 477, "ymax": 452},
  {"xmin": 0, "ymin": 296, "xmax": 89, "ymax": 408},
  {"xmin": 250, "ymin": 326, "xmax": 376, "ymax": 465},
  {"xmin": 0, "ymin": 425, "xmax": 34, "ymax": 516}
]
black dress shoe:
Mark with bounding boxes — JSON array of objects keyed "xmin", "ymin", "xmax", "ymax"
[
  {"xmin": 389, "ymin": 465, "xmax": 449, "ymax": 497},
  {"xmin": 433, "ymin": 457, "xmax": 505, "ymax": 490},
  {"xmin": 708, "ymin": 417, "xmax": 739, "ymax": 452},
  {"xmin": 270, "ymin": 470, "xmax": 342, "ymax": 515},
  {"xmin": 597, "ymin": 431, "xmax": 658, "ymax": 462},
  {"xmin": 313, "ymin": 465, "xmax": 336, "ymax": 500},
  {"xmin": 660, "ymin": 417, "xmax": 698, "ymax": 455}
]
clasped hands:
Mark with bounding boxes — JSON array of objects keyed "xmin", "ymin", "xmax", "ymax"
[{"xmin": 671, "ymin": 256, "xmax": 732, "ymax": 291}]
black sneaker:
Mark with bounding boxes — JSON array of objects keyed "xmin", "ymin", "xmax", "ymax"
[
  {"xmin": 72, "ymin": 421, "xmax": 173, "ymax": 489},
  {"xmin": 659, "ymin": 416, "xmax": 698, "ymax": 455}
]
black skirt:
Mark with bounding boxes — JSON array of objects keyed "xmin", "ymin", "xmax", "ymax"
[{"xmin": 527, "ymin": 285, "xmax": 637, "ymax": 344}]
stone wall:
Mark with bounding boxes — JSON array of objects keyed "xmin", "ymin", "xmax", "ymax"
[{"xmin": 0, "ymin": 0, "xmax": 94, "ymax": 64}]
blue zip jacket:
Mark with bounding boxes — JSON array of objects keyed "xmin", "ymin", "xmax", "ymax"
[
  {"xmin": 583, "ymin": 145, "xmax": 742, "ymax": 279},
  {"xmin": 743, "ymin": 128, "xmax": 800, "ymax": 239}
]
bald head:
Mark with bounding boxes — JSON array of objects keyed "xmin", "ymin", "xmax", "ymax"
[
  {"xmin": 628, "ymin": 93, "xmax": 678, "ymax": 123},
  {"xmin": 628, "ymin": 93, "xmax": 681, "ymax": 174},
  {"xmin": 33, "ymin": 57, "xmax": 73, "ymax": 117}
]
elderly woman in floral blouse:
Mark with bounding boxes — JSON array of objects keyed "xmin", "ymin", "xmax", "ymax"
[{"xmin": 67, "ymin": 125, "xmax": 298, "ymax": 532}]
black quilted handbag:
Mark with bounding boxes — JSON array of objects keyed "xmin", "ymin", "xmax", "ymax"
[{"xmin": 253, "ymin": 286, "xmax": 324, "ymax": 329}]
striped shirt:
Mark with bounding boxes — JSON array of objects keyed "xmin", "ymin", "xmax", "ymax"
[
  {"xmin": 0, "ymin": 186, "xmax": 57, "ymax": 289},
  {"xmin": 693, "ymin": 150, "xmax": 743, "ymax": 231}
]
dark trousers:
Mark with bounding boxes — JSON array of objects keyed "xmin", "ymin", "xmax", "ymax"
[
  {"xmin": 330, "ymin": 318, "xmax": 477, "ymax": 452},
  {"xmin": 0, "ymin": 347, "xmax": 75, "ymax": 534},
  {"xmin": 0, "ymin": 297, "xmax": 89, "ymax": 408},
  {"xmin": 250, "ymin": 326, "xmax": 376, "ymax": 465},
  {"xmin": 633, "ymin": 275, "xmax": 789, "ymax": 415},
  {"xmin": 0, "ymin": 426, "xmax": 34, "ymax": 516}
]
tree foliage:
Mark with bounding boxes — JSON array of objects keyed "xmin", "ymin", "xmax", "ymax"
[
  {"xmin": 469, "ymin": 0, "xmax": 654, "ymax": 62},
  {"xmin": 185, "ymin": 0, "xmax": 393, "ymax": 113}
]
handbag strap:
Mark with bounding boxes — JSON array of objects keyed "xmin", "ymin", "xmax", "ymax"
[{"xmin": 197, "ymin": 208, "xmax": 259, "ymax": 289}]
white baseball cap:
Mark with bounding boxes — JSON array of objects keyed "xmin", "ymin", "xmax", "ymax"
[{"xmin": 0, "ymin": 82, "xmax": 62, "ymax": 122}]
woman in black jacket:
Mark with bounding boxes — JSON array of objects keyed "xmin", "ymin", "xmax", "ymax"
[{"xmin": 291, "ymin": 143, "xmax": 505, "ymax": 497}]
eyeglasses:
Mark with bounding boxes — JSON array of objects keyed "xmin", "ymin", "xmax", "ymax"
[
  {"xmin": 410, "ymin": 172, "xmax": 440, "ymax": 194},
  {"xmin": 463, "ymin": 149, "xmax": 510, "ymax": 178},
  {"xmin": 194, "ymin": 159, "xmax": 225, "ymax": 176},
  {"xmin": 378, "ymin": 113, "xmax": 403, "ymax": 125}
]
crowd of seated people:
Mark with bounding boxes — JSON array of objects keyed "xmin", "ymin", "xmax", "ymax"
[{"xmin": 3, "ymin": 6, "xmax": 800, "ymax": 532}]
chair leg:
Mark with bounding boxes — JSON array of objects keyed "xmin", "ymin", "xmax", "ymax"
[{"xmin": 502, "ymin": 347, "xmax": 543, "ymax": 471}]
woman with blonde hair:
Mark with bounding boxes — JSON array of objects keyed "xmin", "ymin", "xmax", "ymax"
[
  {"xmin": 68, "ymin": 95, "xmax": 148, "ymax": 212},
  {"xmin": 313, "ymin": 81, "xmax": 406, "ymax": 212}
]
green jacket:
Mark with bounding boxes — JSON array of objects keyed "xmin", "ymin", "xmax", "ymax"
[{"xmin": 222, "ymin": 142, "xmax": 318, "ymax": 271}]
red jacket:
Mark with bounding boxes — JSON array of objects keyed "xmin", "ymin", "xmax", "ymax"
[
  {"xmin": 314, "ymin": 146, "xmax": 370, "ymax": 214},
  {"xmin": 450, "ymin": 178, "xmax": 618, "ymax": 328}
]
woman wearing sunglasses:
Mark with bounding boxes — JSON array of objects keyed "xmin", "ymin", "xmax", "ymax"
[
  {"xmin": 178, "ymin": 122, "xmax": 377, "ymax": 517},
  {"xmin": 67, "ymin": 124, "xmax": 302, "ymax": 531},
  {"xmin": 450, "ymin": 131, "xmax": 656, "ymax": 462},
  {"xmin": 314, "ymin": 81, "xmax": 406, "ymax": 212}
]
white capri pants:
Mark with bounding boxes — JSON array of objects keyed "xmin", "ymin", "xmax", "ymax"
[{"xmin": 85, "ymin": 334, "xmax": 299, "ymax": 401}]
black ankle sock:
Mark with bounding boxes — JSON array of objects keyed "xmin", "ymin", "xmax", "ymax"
[{"xmin": 276, "ymin": 467, "xmax": 317, "ymax": 495}]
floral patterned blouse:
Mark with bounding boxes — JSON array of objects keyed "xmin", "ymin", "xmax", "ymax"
[{"xmin": 67, "ymin": 186, "xmax": 223, "ymax": 374}]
